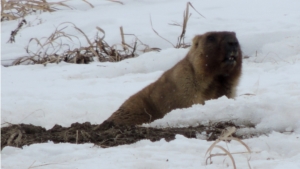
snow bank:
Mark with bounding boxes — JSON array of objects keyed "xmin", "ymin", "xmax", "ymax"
[{"xmin": 2, "ymin": 132, "xmax": 300, "ymax": 169}]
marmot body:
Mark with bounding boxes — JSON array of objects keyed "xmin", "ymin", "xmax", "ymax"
[{"xmin": 100, "ymin": 31, "xmax": 242, "ymax": 128}]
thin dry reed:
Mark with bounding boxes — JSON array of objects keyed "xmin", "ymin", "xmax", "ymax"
[
  {"xmin": 151, "ymin": 2, "xmax": 205, "ymax": 48},
  {"xmin": 205, "ymin": 127, "xmax": 252, "ymax": 169}
]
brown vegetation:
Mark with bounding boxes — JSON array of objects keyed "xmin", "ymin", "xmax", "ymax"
[
  {"xmin": 1, "ymin": 0, "xmax": 71, "ymax": 21},
  {"xmin": 6, "ymin": 1, "xmax": 204, "ymax": 66}
]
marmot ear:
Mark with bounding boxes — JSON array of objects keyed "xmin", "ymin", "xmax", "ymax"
[{"xmin": 192, "ymin": 35, "xmax": 202, "ymax": 48}]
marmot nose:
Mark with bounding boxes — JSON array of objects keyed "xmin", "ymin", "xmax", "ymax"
[
  {"xmin": 228, "ymin": 41, "xmax": 238, "ymax": 47},
  {"xmin": 226, "ymin": 39, "xmax": 239, "ymax": 54}
]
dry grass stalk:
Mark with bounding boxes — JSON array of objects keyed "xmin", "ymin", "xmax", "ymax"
[
  {"xmin": 107, "ymin": 0, "xmax": 124, "ymax": 5},
  {"xmin": 122, "ymin": 33, "xmax": 161, "ymax": 53},
  {"xmin": 7, "ymin": 19, "xmax": 27, "ymax": 43},
  {"xmin": 186, "ymin": 2, "xmax": 205, "ymax": 18},
  {"xmin": 175, "ymin": 2, "xmax": 205, "ymax": 48},
  {"xmin": 175, "ymin": 2, "xmax": 190, "ymax": 48},
  {"xmin": 150, "ymin": 15, "xmax": 175, "ymax": 47},
  {"xmin": 205, "ymin": 127, "xmax": 252, "ymax": 169},
  {"xmin": 82, "ymin": 0, "xmax": 94, "ymax": 8},
  {"xmin": 1, "ymin": 0, "xmax": 73, "ymax": 22},
  {"xmin": 12, "ymin": 23, "xmax": 150, "ymax": 66},
  {"xmin": 70, "ymin": 23, "xmax": 100, "ymax": 58},
  {"xmin": 151, "ymin": 2, "xmax": 205, "ymax": 49},
  {"xmin": 120, "ymin": 26, "xmax": 127, "ymax": 51}
]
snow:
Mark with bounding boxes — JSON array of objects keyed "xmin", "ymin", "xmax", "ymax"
[{"xmin": 1, "ymin": 0, "xmax": 300, "ymax": 168}]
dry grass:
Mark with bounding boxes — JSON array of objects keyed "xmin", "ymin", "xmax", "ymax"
[
  {"xmin": 1, "ymin": 0, "xmax": 69, "ymax": 21},
  {"xmin": 12, "ymin": 22, "xmax": 150, "ymax": 66},
  {"xmin": 151, "ymin": 2, "xmax": 205, "ymax": 48},
  {"xmin": 205, "ymin": 127, "xmax": 252, "ymax": 169},
  {"xmin": 1, "ymin": 0, "xmax": 95, "ymax": 22},
  {"xmin": 7, "ymin": 1, "xmax": 205, "ymax": 66}
]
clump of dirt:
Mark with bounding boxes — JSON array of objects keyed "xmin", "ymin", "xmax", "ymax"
[{"xmin": 1, "ymin": 121, "xmax": 250, "ymax": 149}]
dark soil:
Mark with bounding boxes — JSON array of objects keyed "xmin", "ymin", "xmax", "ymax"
[{"xmin": 1, "ymin": 121, "xmax": 252, "ymax": 149}]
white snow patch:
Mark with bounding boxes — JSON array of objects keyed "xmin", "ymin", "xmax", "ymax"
[{"xmin": 2, "ymin": 0, "xmax": 300, "ymax": 168}]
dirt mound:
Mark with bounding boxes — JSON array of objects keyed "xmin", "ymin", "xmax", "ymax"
[{"xmin": 1, "ymin": 121, "xmax": 251, "ymax": 149}]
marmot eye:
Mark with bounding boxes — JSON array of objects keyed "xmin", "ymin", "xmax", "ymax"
[{"xmin": 207, "ymin": 35, "xmax": 215, "ymax": 42}]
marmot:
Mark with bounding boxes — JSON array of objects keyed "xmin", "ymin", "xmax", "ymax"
[{"xmin": 99, "ymin": 31, "xmax": 242, "ymax": 129}]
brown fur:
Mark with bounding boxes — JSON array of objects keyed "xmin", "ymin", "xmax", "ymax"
[{"xmin": 99, "ymin": 31, "xmax": 242, "ymax": 128}]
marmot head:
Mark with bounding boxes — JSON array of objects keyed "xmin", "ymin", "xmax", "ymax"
[{"xmin": 190, "ymin": 31, "xmax": 242, "ymax": 76}]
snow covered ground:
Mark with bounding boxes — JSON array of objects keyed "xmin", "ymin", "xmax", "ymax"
[{"xmin": 1, "ymin": 0, "xmax": 300, "ymax": 168}]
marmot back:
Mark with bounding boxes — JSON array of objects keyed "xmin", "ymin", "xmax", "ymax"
[{"xmin": 99, "ymin": 31, "xmax": 242, "ymax": 129}]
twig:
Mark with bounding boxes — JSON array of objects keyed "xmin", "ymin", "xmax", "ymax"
[
  {"xmin": 150, "ymin": 15, "xmax": 175, "ymax": 47},
  {"xmin": 144, "ymin": 108, "xmax": 152, "ymax": 124},
  {"xmin": 107, "ymin": 0, "xmax": 124, "ymax": 5},
  {"xmin": 120, "ymin": 26, "xmax": 126, "ymax": 51},
  {"xmin": 7, "ymin": 19, "xmax": 27, "ymax": 43}
]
